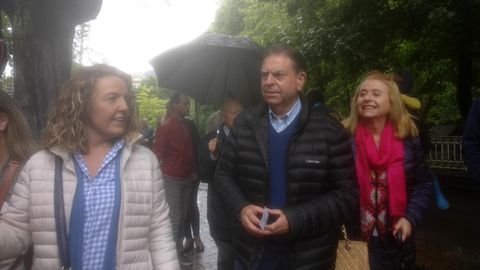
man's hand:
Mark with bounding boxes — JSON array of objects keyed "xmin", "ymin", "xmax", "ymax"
[
  {"xmin": 239, "ymin": 206, "xmax": 290, "ymax": 237},
  {"xmin": 393, "ymin": 217, "xmax": 412, "ymax": 242},
  {"xmin": 264, "ymin": 209, "xmax": 289, "ymax": 235},
  {"xmin": 239, "ymin": 205, "xmax": 265, "ymax": 237},
  {"xmin": 208, "ymin": 138, "xmax": 218, "ymax": 154}
]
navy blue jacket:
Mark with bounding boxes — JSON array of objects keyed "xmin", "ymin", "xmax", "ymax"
[
  {"xmin": 463, "ymin": 99, "xmax": 480, "ymax": 182},
  {"xmin": 350, "ymin": 137, "xmax": 433, "ymax": 234},
  {"xmin": 402, "ymin": 137, "xmax": 434, "ymax": 228}
]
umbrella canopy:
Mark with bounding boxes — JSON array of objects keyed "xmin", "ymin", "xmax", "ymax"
[{"xmin": 150, "ymin": 33, "xmax": 263, "ymax": 107}]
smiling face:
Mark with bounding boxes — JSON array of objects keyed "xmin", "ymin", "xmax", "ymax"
[
  {"xmin": 356, "ymin": 78, "xmax": 392, "ymax": 122},
  {"xmin": 261, "ymin": 54, "xmax": 306, "ymax": 116},
  {"xmin": 86, "ymin": 75, "xmax": 131, "ymax": 143}
]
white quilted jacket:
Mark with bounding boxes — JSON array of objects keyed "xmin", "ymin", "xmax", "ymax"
[{"xmin": 0, "ymin": 141, "xmax": 180, "ymax": 270}]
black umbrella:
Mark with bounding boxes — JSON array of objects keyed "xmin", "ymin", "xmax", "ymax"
[{"xmin": 150, "ymin": 33, "xmax": 263, "ymax": 107}]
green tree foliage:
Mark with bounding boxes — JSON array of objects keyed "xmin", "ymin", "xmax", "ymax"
[
  {"xmin": 191, "ymin": 102, "xmax": 219, "ymax": 136},
  {"xmin": 212, "ymin": 0, "xmax": 480, "ymax": 127},
  {"xmin": 0, "ymin": 11, "xmax": 12, "ymax": 75},
  {"xmin": 210, "ymin": 0, "xmax": 246, "ymax": 35},
  {"xmin": 135, "ymin": 76, "xmax": 172, "ymax": 128},
  {"xmin": 0, "ymin": 75, "xmax": 13, "ymax": 94},
  {"xmin": 135, "ymin": 75, "xmax": 219, "ymax": 136},
  {"xmin": 73, "ymin": 22, "xmax": 91, "ymax": 64}
]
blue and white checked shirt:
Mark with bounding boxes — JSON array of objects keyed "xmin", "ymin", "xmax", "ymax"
[
  {"xmin": 73, "ymin": 140, "xmax": 124, "ymax": 270},
  {"xmin": 269, "ymin": 98, "xmax": 302, "ymax": 132}
]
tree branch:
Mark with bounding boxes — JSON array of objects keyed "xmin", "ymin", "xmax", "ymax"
[
  {"xmin": 68, "ymin": 0, "xmax": 104, "ymax": 24},
  {"xmin": 30, "ymin": 0, "xmax": 103, "ymax": 35}
]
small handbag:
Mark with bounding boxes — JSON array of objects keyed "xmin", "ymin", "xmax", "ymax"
[{"xmin": 336, "ymin": 225, "xmax": 369, "ymax": 270}]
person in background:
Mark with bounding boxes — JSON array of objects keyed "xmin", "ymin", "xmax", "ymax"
[
  {"xmin": 305, "ymin": 88, "xmax": 342, "ymax": 120},
  {"xmin": 463, "ymin": 98, "xmax": 480, "ymax": 183},
  {"xmin": 0, "ymin": 64, "xmax": 179, "ymax": 269},
  {"xmin": 394, "ymin": 71, "xmax": 449, "ymax": 210},
  {"xmin": 154, "ymin": 92, "xmax": 198, "ymax": 266},
  {"xmin": 393, "ymin": 71, "xmax": 429, "ymax": 153},
  {"xmin": 141, "ymin": 117, "xmax": 155, "ymax": 148},
  {"xmin": 213, "ymin": 45, "xmax": 358, "ymax": 270},
  {"xmin": 343, "ymin": 71, "xmax": 433, "ymax": 269},
  {"xmin": 0, "ymin": 91, "xmax": 36, "ymax": 270},
  {"xmin": 198, "ymin": 99, "xmax": 243, "ymax": 270},
  {"xmin": 182, "ymin": 110, "xmax": 204, "ymax": 256}
]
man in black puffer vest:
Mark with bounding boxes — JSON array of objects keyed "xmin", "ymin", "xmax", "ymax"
[
  {"xmin": 213, "ymin": 45, "xmax": 359, "ymax": 270},
  {"xmin": 199, "ymin": 99, "xmax": 243, "ymax": 270}
]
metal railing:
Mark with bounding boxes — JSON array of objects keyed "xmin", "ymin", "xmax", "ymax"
[{"xmin": 427, "ymin": 136, "xmax": 467, "ymax": 172}]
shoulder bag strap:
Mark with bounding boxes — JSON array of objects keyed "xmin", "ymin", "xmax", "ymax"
[
  {"xmin": 54, "ymin": 156, "xmax": 71, "ymax": 269},
  {"xmin": 0, "ymin": 160, "xmax": 20, "ymax": 209},
  {"xmin": 340, "ymin": 225, "xmax": 352, "ymax": 250}
]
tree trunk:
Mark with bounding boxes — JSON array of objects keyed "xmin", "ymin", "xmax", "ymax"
[
  {"xmin": 456, "ymin": 0, "xmax": 474, "ymax": 121},
  {"xmin": 1, "ymin": 0, "xmax": 102, "ymax": 137},
  {"xmin": 8, "ymin": 8, "xmax": 74, "ymax": 135}
]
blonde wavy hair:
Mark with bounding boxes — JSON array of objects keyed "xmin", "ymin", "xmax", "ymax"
[
  {"xmin": 43, "ymin": 64, "xmax": 140, "ymax": 153},
  {"xmin": 0, "ymin": 91, "xmax": 37, "ymax": 162},
  {"xmin": 343, "ymin": 70, "xmax": 418, "ymax": 139}
]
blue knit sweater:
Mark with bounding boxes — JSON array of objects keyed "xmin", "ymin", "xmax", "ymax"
[{"xmin": 268, "ymin": 116, "xmax": 299, "ymax": 209}]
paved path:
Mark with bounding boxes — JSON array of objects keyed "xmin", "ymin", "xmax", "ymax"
[
  {"xmin": 182, "ymin": 183, "xmax": 218, "ymax": 270},
  {"xmin": 415, "ymin": 178, "xmax": 480, "ymax": 269}
]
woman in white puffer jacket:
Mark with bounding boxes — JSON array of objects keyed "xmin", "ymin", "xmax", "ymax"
[{"xmin": 0, "ymin": 64, "xmax": 179, "ymax": 270}]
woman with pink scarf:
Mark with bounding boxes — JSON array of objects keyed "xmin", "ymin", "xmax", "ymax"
[{"xmin": 343, "ymin": 71, "xmax": 433, "ymax": 269}]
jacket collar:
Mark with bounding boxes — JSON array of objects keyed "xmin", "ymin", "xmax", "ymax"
[
  {"xmin": 49, "ymin": 134, "xmax": 142, "ymax": 172},
  {"xmin": 241, "ymin": 94, "xmax": 310, "ymax": 170},
  {"xmin": 245, "ymin": 94, "xmax": 310, "ymax": 132}
]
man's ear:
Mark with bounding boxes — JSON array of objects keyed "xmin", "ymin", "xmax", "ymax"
[
  {"xmin": 0, "ymin": 113, "xmax": 8, "ymax": 132},
  {"xmin": 296, "ymin": 72, "xmax": 307, "ymax": 92}
]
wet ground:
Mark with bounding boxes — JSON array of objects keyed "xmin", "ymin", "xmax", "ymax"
[
  {"xmin": 180, "ymin": 183, "xmax": 217, "ymax": 270},
  {"xmin": 185, "ymin": 180, "xmax": 480, "ymax": 270},
  {"xmin": 416, "ymin": 177, "xmax": 480, "ymax": 269}
]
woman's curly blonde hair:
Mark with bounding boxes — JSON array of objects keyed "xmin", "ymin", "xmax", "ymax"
[{"xmin": 43, "ymin": 64, "xmax": 140, "ymax": 153}]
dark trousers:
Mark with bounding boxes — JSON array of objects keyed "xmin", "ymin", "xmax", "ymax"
[
  {"xmin": 163, "ymin": 176, "xmax": 192, "ymax": 254},
  {"xmin": 234, "ymin": 244, "xmax": 289, "ymax": 270},
  {"xmin": 215, "ymin": 239, "xmax": 235, "ymax": 270},
  {"xmin": 368, "ymin": 235, "xmax": 416, "ymax": 270},
  {"xmin": 184, "ymin": 180, "xmax": 200, "ymax": 239}
]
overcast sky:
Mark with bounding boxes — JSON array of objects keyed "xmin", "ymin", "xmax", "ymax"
[{"xmin": 84, "ymin": 0, "xmax": 220, "ymax": 74}]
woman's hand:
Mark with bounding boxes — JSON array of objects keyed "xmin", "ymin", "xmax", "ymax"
[{"xmin": 393, "ymin": 217, "xmax": 412, "ymax": 242}]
